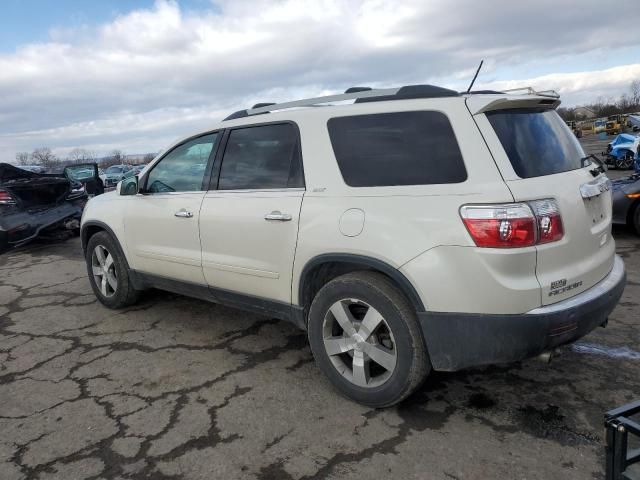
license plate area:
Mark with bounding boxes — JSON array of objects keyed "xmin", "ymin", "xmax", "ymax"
[{"xmin": 584, "ymin": 195, "xmax": 607, "ymax": 226}]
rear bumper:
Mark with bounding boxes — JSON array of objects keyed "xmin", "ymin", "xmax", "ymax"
[{"xmin": 418, "ymin": 255, "xmax": 626, "ymax": 371}]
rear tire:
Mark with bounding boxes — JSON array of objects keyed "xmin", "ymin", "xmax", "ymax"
[
  {"xmin": 86, "ymin": 231, "xmax": 140, "ymax": 309},
  {"xmin": 307, "ymin": 271, "xmax": 430, "ymax": 407}
]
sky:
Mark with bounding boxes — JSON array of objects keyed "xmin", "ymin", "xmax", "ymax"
[{"xmin": 1, "ymin": 0, "xmax": 639, "ymax": 162}]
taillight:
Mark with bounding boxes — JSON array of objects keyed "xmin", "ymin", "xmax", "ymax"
[
  {"xmin": 460, "ymin": 204, "xmax": 536, "ymax": 248},
  {"xmin": 0, "ymin": 190, "xmax": 16, "ymax": 205},
  {"xmin": 529, "ymin": 199, "xmax": 564, "ymax": 244},
  {"xmin": 460, "ymin": 199, "xmax": 564, "ymax": 248}
]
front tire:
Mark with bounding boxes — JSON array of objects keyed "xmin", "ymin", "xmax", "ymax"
[
  {"xmin": 86, "ymin": 231, "xmax": 140, "ymax": 309},
  {"xmin": 307, "ymin": 271, "xmax": 430, "ymax": 407}
]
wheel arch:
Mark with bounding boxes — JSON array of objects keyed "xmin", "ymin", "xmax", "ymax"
[
  {"xmin": 81, "ymin": 221, "xmax": 132, "ymax": 269},
  {"xmin": 297, "ymin": 254, "xmax": 426, "ymax": 317}
]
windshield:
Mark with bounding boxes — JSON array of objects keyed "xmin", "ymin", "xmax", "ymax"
[
  {"xmin": 486, "ymin": 109, "xmax": 586, "ymax": 179},
  {"xmin": 106, "ymin": 166, "xmax": 123, "ymax": 174}
]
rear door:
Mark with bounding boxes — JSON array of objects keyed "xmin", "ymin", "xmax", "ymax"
[
  {"xmin": 475, "ymin": 106, "xmax": 614, "ymax": 305},
  {"xmin": 199, "ymin": 122, "xmax": 304, "ymax": 303}
]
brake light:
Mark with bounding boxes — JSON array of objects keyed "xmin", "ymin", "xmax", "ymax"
[
  {"xmin": 460, "ymin": 204, "xmax": 536, "ymax": 248},
  {"xmin": 530, "ymin": 199, "xmax": 564, "ymax": 244},
  {"xmin": 460, "ymin": 199, "xmax": 564, "ymax": 248},
  {"xmin": 0, "ymin": 190, "xmax": 16, "ymax": 205}
]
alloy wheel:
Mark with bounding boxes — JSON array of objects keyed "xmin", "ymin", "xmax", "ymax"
[
  {"xmin": 622, "ymin": 152, "xmax": 635, "ymax": 170},
  {"xmin": 322, "ymin": 299, "xmax": 397, "ymax": 388},
  {"xmin": 91, "ymin": 244, "xmax": 118, "ymax": 297}
]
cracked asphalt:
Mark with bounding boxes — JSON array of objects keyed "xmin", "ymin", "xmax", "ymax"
[{"xmin": 0, "ymin": 227, "xmax": 638, "ymax": 480}]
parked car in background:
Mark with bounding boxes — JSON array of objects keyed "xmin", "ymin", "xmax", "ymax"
[
  {"xmin": 103, "ymin": 164, "xmax": 132, "ymax": 188},
  {"xmin": 605, "ymin": 133, "xmax": 639, "ymax": 170},
  {"xmin": 0, "ymin": 163, "xmax": 95, "ymax": 252},
  {"xmin": 123, "ymin": 165, "xmax": 145, "ymax": 179},
  {"xmin": 612, "ymin": 173, "xmax": 640, "ymax": 235},
  {"xmin": 64, "ymin": 163, "xmax": 104, "ymax": 196},
  {"xmin": 18, "ymin": 165, "xmax": 47, "ymax": 174},
  {"xmin": 81, "ymin": 84, "xmax": 626, "ymax": 406}
]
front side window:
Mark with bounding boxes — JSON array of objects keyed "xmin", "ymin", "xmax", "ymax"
[
  {"xmin": 218, "ymin": 123, "xmax": 302, "ymax": 190},
  {"xmin": 146, "ymin": 133, "xmax": 218, "ymax": 193},
  {"xmin": 328, "ymin": 111, "xmax": 467, "ymax": 187}
]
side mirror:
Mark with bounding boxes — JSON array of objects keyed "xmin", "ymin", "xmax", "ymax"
[{"xmin": 119, "ymin": 175, "xmax": 139, "ymax": 196}]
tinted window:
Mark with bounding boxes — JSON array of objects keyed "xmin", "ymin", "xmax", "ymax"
[
  {"xmin": 218, "ymin": 124, "xmax": 302, "ymax": 190},
  {"xmin": 146, "ymin": 133, "xmax": 218, "ymax": 193},
  {"xmin": 327, "ymin": 111, "xmax": 467, "ymax": 187},
  {"xmin": 486, "ymin": 109, "xmax": 586, "ymax": 178}
]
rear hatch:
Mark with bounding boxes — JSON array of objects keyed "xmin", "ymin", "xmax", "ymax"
[
  {"xmin": 0, "ymin": 163, "xmax": 71, "ymax": 209},
  {"xmin": 471, "ymin": 102, "xmax": 615, "ymax": 305}
]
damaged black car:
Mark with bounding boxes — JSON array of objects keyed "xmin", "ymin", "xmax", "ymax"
[{"xmin": 0, "ymin": 163, "xmax": 102, "ymax": 253}]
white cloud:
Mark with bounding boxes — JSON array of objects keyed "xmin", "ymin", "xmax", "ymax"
[
  {"xmin": 1, "ymin": 0, "xmax": 639, "ymax": 161},
  {"xmin": 486, "ymin": 64, "xmax": 640, "ymax": 106}
]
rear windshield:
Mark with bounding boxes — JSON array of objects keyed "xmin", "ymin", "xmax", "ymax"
[
  {"xmin": 486, "ymin": 109, "xmax": 586, "ymax": 178},
  {"xmin": 327, "ymin": 111, "xmax": 467, "ymax": 187}
]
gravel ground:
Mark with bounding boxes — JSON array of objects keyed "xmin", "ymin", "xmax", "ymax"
[{"xmin": 0, "ymin": 138, "xmax": 638, "ymax": 479}]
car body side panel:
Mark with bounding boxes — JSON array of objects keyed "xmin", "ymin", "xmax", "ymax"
[
  {"xmin": 81, "ymin": 192, "xmax": 131, "ymax": 261},
  {"xmin": 401, "ymin": 245, "xmax": 540, "ymax": 314},
  {"xmin": 290, "ymin": 98, "xmax": 522, "ymax": 311}
]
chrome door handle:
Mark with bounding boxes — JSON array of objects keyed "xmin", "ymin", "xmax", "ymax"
[
  {"xmin": 264, "ymin": 211, "xmax": 292, "ymax": 221},
  {"xmin": 174, "ymin": 209, "xmax": 193, "ymax": 218}
]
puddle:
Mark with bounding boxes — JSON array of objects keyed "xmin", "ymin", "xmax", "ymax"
[{"xmin": 571, "ymin": 342, "xmax": 640, "ymax": 360}]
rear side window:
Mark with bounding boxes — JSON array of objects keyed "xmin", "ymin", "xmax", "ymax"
[
  {"xmin": 327, "ymin": 111, "xmax": 467, "ymax": 187},
  {"xmin": 486, "ymin": 108, "xmax": 585, "ymax": 178},
  {"xmin": 218, "ymin": 123, "xmax": 303, "ymax": 190}
]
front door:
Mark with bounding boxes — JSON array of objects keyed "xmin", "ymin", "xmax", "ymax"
[
  {"xmin": 199, "ymin": 123, "xmax": 305, "ymax": 303},
  {"xmin": 124, "ymin": 132, "xmax": 220, "ymax": 284}
]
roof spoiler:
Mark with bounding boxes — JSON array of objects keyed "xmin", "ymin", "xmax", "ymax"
[{"xmin": 468, "ymin": 86, "xmax": 561, "ymax": 115}]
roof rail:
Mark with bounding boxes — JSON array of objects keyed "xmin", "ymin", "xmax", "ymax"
[
  {"xmin": 221, "ymin": 84, "xmax": 460, "ymax": 120},
  {"xmin": 245, "ymin": 87, "xmax": 400, "ymax": 115},
  {"xmin": 501, "ymin": 86, "xmax": 560, "ymax": 99}
]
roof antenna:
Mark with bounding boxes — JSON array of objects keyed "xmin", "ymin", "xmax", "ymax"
[{"xmin": 466, "ymin": 60, "xmax": 484, "ymax": 93}]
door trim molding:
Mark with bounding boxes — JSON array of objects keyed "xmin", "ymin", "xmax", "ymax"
[
  {"xmin": 202, "ymin": 260, "xmax": 279, "ymax": 279},
  {"xmin": 136, "ymin": 250, "xmax": 202, "ymax": 267}
]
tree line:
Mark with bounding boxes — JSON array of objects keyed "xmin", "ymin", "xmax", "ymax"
[
  {"xmin": 558, "ymin": 80, "xmax": 640, "ymax": 121},
  {"xmin": 15, "ymin": 148, "xmax": 156, "ymax": 170}
]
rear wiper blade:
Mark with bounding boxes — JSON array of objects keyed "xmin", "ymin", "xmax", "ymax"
[{"xmin": 581, "ymin": 154, "xmax": 607, "ymax": 176}]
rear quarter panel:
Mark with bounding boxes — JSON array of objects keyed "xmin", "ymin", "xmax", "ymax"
[{"xmin": 291, "ymin": 98, "xmax": 527, "ymax": 311}]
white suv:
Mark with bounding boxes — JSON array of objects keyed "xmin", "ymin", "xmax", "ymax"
[{"xmin": 81, "ymin": 85, "xmax": 626, "ymax": 406}]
